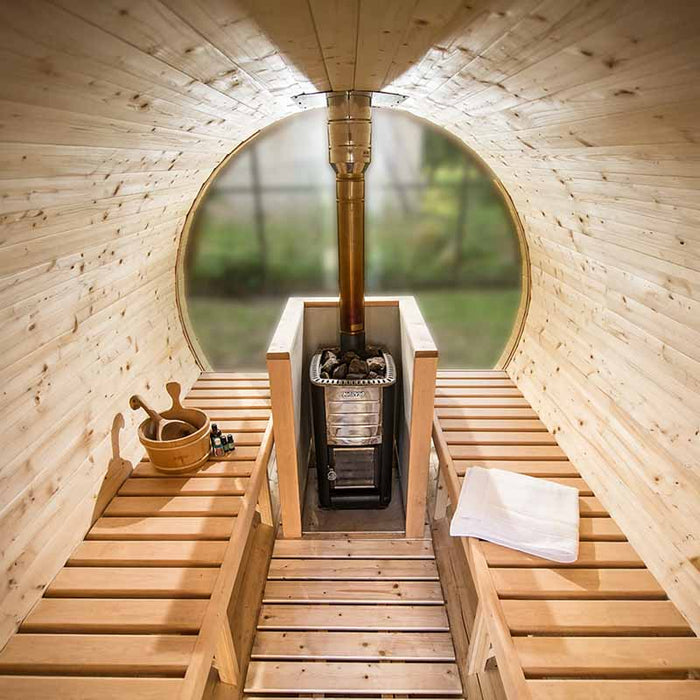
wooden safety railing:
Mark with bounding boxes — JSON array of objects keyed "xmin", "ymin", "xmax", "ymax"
[
  {"xmin": 179, "ymin": 421, "xmax": 275, "ymax": 700},
  {"xmin": 432, "ymin": 416, "xmax": 531, "ymax": 700}
]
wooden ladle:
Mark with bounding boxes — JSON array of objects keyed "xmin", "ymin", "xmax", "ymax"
[{"xmin": 129, "ymin": 393, "xmax": 196, "ymax": 441}]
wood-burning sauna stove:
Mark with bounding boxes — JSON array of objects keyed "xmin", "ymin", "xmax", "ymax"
[
  {"xmin": 311, "ymin": 350, "xmax": 396, "ymax": 508},
  {"xmin": 307, "ymin": 90, "xmax": 400, "ymax": 509}
]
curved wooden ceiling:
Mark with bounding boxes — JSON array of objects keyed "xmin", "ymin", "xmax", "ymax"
[{"xmin": 1, "ymin": 0, "xmax": 698, "ymax": 645}]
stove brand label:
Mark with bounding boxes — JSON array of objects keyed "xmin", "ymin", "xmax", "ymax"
[{"xmin": 340, "ymin": 390, "xmax": 367, "ymax": 400}]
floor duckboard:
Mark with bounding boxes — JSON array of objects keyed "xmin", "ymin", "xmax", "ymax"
[{"xmin": 243, "ymin": 535, "xmax": 463, "ymax": 698}]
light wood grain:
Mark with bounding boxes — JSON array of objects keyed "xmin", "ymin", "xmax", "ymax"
[
  {"xmin": 257, "ymin": 604, "xmax": 449, "ymax": 631},
  {"xmin": 0, "ymin": 634, "xmax": 195, "ymax": 675},
  {"xmin": 245, "ymin": 660, "xmax": 462, "ymax": 695},
  {"xmin": 252, "ymin": 630, "xmax": 455, "ymax": 661}
]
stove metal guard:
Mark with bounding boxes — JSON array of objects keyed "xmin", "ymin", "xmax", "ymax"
[{"xmin": 310, "ymin": 351, "xmax": 396, "ymax": 508}]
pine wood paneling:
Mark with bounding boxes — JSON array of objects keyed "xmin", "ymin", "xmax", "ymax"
[{"xmin": 2, "ymin": 0, "xmax": 699, "ymax": 650}]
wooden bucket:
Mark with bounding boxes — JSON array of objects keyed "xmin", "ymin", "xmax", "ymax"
[{"xmin": 136, "ymin": 382, "xmax": 211, "ymax": 473}]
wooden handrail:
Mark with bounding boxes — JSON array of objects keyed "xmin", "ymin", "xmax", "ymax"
[
  {"xmin": 431, "ymin": 415, "xmax": 531, "ymax": 700},
  {"xmin": 179, "ymin": 421, "xmax": 275, "ymax": 700}
]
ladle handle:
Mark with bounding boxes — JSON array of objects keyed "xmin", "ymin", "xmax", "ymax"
[
  {"xmin": 166, "ymin": 382, "xmax": 184, "ymax": 412},
  {"xmin": 129, "ymin": 394, "xmax": 164, "ymax": 426}
]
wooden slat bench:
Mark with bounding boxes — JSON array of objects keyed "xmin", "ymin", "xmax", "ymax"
[
  {"xmin": 432, "ymin": 370, "xmax": 700, "ymax": 699},
  {"xmin": 0, "ymin": 372, "xmax": 274, "ymax": 700}
]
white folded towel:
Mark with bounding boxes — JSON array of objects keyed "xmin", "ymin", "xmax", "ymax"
[{"xmin": 450, "ymin": 466, "xmax": 579, "ymax": 563}]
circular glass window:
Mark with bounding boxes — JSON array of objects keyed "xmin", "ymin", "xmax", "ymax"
[{"xmin": 184, "ymin": 108, "xmax": 524, "ymax": 369}]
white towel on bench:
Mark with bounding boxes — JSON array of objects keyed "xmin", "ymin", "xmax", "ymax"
[{"xmin": 450, "ymin": 466, "xmax": 579, "ymax": 563}]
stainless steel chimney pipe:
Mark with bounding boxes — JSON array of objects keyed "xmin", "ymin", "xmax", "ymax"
[{"xmin": 327, "ymin": 91, "xmax": 372, "ymax": 353}]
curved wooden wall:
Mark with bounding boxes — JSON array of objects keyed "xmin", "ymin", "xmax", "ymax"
[{"xmin": 1, "ymin": 0, "xmax": 698, "ymax": 645}]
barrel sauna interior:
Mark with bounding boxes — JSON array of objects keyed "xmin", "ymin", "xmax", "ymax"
[{"xmin": 1, "ymin": 1, "xmax": 698, "ymax": 698}]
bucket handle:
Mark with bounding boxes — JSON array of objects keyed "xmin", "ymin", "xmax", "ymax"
[{"xmin": 166, "ymin": 381, "xmax": 184, "ymax": 413}]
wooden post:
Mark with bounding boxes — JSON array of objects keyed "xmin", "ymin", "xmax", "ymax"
[
  {"xmin": 466, "ymin": 603, "xmax": 491, "ymax": 675},
  {"xmin": 400, "ymin": 297, "xmax": 439, "ymax": 538},
  {"xmin": 267, "ymin": 299, "xmax": 305, "ymax": 538},
  {"xmin": 257, "ymin": 461, "xmax": 274, "ymax": 527},
  {"xmin": 214, "ymin": 618, "xmax": 240, "ymax": 687},
  {"xmin": 405, "ymin": 353, "xmax": 438, "ymax": 537},
  {"xmin": 432, "ymin": 467, "xmax": 449, "ymax": 521}
]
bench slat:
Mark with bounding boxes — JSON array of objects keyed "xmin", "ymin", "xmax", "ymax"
[
  {"xmin": 132, "ymin": 461, "xmax": 254, "ymax": 478},
  {"xmin": 0, "ymin": 634, "xmax": 194, "ymax": 675},
  {"xmin": 21, "ymin": 599, "xmax": 206, "ymax": 634},
  {"xmin": 445, "ymin": 431, "xmax": 556, "ymax": 445},
  {"xmin": 528, "ymin": 679, "xmax": 700, "ymax": 699},
  {"xmin": 119, "ymin": 477, "xmax": 249, "ymax": 496},
  {"xmin": 516, "ymin": 637, "xmax": 700, "ymax": 677},
  {"xmin": 68, "ymin": 540, "xmax": 227, "ymax": 567},
  {"xmin": 440, "ymin": 419, "xmax": 547, "ymax": 431},
  {"xmin": 88, "ymin": 516, "xmax": 234, "ymax": 540},
  {"xmin": 0, "ymin": 677, "xmax": 182, "ymax": 700},
  {"xmin": 449, "ymin": 445, "xmax": 567, "ymax": 460},
  {"xmin": 47, "ymin": 567, "xmax": 217, "ymax": 598},
  {"xmin": 104, "ymin": 496, "xmax": 243, "ymax": 517},
  {"xmin": 481, "ymin": 542, "xmax": 644, "ymax": 568},
  {"xmin": 502, "ymin": 600, "xmax": 693, "ymax": 636},
  {"xmin": 493, "ymin": 568, "xmax": 666, "ymax": 600},
  {"xmin": 436, "ymin": 407, "xmax": 538, "ymax": 419}
]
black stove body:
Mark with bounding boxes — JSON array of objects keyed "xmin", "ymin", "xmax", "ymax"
[{"xmin": 310, "ymin": 350, "xmax": 396, "ymax": 509}]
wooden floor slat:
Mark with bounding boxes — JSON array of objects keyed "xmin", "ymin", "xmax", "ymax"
[
  {"xmin": 0, "ymin": 634, "xmax": 195, "ymax": 675},
  {"xmin": 516, "ymin": 637, "xmax": 700, "ymax": 678},
  {"xmin": 0, "ymin": 676, "xmax": 182, "ymax": 700},
  {"xmin": 257, "ymin": 604, "xmax": 450, "ymax": 631},
  {"xmin": 267, "ymin": 559, "xmax": 439, "ymax": 580},
  {"xmin": 46, "ymin": 567, "xmax": 217, "ymax": 598},
  {"xmin": 272, "ymin": 538, "xmax": 434, "ymax": 559},
  {"xmin": 528, "ymin": 679, "xmax": 700, "ymax": 699},
  {"xmin": 252, "ymin": 631, "xmax": 455, "ymax": 661},
  {"xmin": 502, "ymin": 600, "xmax": 694, "ymax": 636},
  {"xmin": 263, "ymin": 580, "xmax": 444, "ymax": 604},
  {"xmin": 88, "ymin": 516, "xmax": 234, "ymax": 540},
  {"xmin": 244, "ymin": 661, "xmax": 462, "ymax": 695},
  {"xmin": 68, "ymin": 540, "xmax": 227, "ymax": 567},
  {"xmin": 104, "ymin": 496, "xmax": 243, "ymax": 517},
  {"xmin": 21, "ymin": 599, "xmax": 206, "ymax": 634}
]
